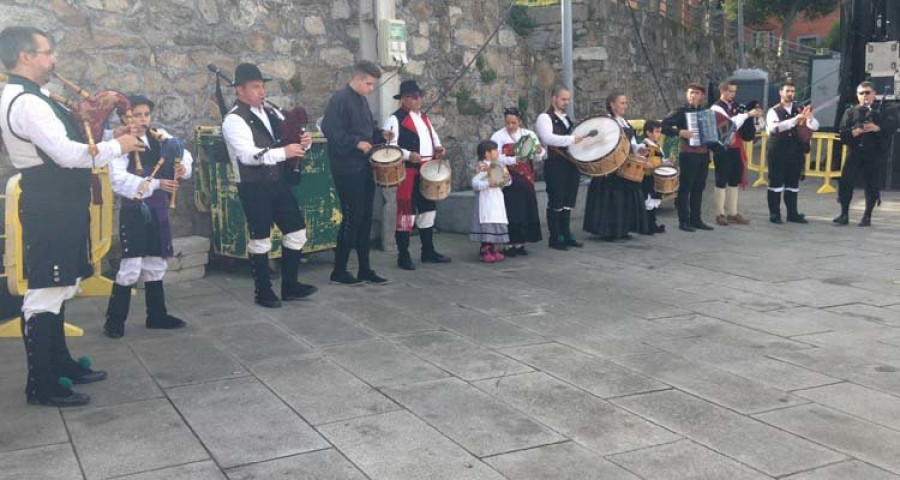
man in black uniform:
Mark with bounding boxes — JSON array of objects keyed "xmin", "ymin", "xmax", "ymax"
[
  {"xmin": 765, "ymin": 80, "xmax": 819, "ymax": 224},
  {"xmin": 222, "ymin": 63, "xmax": 317, "ymax": 308},
  {"xmin": 322, "ymin": 61, "xmax": 392, "ymax": 284},
  {"xmin": 662, "ymin": 83, "xmax": 713, "ymax": 232},
  {"xmin": 835, "ymin": 81, "xmax": 890, "ymax": 227},
  {"xmin": 534, "ymin": 85, "xmax": 585, "ymax": 250},
  {"xmin": 0, "ymin": 26, "xmax": 143, "ymax": 406}
]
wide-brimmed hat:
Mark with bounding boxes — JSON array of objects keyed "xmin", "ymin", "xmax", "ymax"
[
  {"xmin": 234, "ymin": 63, "xmax": 271, "ymax": 86},
  {"xmin": 393, "ymin": 80, "xmax": 424, "ymax": 99}
]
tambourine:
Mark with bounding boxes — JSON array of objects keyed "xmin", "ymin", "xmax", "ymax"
[{"xmin": 514, "ymin": 134, "xmax": 538, "ymax": 161}]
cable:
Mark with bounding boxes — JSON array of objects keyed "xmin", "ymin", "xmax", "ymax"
[
  {"xmin": 423, "ymin": 0, "xmax": 518, "ymax": 114},
  {"xmin": 626, "ymin": 0, "xmax": 671, "ymax": 112}
]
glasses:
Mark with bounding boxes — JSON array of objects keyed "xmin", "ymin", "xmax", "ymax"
[
  {"xmin": 30, "ymin": 49, "xmax": 56, "ymax": 57},
  {"xmin": 857, "ymin": 90, "xmax": 872, "ymax": 95}
]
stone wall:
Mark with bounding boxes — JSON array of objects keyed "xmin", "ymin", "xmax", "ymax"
[{"xmin": 0, "ymin": 0, "xmax": 740, "ymax": 242}]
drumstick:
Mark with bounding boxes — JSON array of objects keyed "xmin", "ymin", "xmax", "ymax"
[{"xmin": 586, "ymin": 129, "xmax": 599, "ymax": 137}]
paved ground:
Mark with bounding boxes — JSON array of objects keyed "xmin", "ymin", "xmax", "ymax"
[{"xmin": 4, "ymin": 183, "xmax": 900, "ymax": 480}]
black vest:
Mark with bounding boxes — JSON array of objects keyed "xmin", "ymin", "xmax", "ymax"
[
  {"xmin": 545, "ymin": 107, "xmax": 574, "ymax": 161},
  {"xmin": 772, "ymin": 104, "xmax": 800, "ymax": 139},
  {"xmin": 229, "ymin": 101, "xmax": 283, "ymax": 183},
  {"xmin": 394, "ymin": 108, "xmax": 433, "ymax": 167}
]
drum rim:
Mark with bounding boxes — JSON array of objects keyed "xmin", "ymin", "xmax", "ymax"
[
  {"xmin": 569, "ymin": 116, "xmax": 622, "ymax": 162},
  {"xmin": 420, "ymin": 160, "xmax": 452, "ymax": 181},
  {"xmin": 655, "ymin": 166, "xmax": 678, "ymax": 175},
  {"xmin": 370, "ymin": 145, "xmax": 404, "ymax": 163}
]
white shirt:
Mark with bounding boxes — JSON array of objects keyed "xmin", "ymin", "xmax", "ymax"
[
  {"xmin": 109, "ymin": 129, "xmax": 194, "ymax": 200},
  {"xmin": 0, "ymin": 83, "xmax": 122, "ymax": 170},
  {"xmin": 612, "ymin": 115, "xmax": 642, "ymax": 153},
  {"xmin": 710, "ymin": 101, "xmax": 751, "ymax": 130},
  {"xmin": 766, "ymin": 102, "xmax": 820, "ymax": 135},
  {"xmin": 535, "ymin": 110, "xmax": 576, "ymax": 147},
  {"xmin": 383, "ymin": 110, "xmax": 442, "ymax": 160},
  {"xmin": 221, "ymin": 104, "xmax": 287, "ymax": 169},
  {"xmin": 490, "ymin": 127, "xmax": 546, "ymax": 166}
]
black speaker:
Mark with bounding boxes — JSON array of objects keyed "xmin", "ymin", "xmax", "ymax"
[{"xmin": 886, "ymin": 128, "xmax": 900, "ymax": 190}]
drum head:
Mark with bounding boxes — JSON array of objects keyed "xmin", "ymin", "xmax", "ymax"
[
  {"xmin": 568, "ymin": 117, "xmax": 622, "ymax": 162},
  {"xmin": 656, "ymin": 166, "xmax": 677, "ymax": 176},
  {"xmin": 420, "ymin": 160, "xmax": 451, "ymax": 181},
  {"xmin": 370, "ymin": 145, "xmax": 403, "ymax": 163},
  {"xmin": 515, "ymin": 135, "xmax": 536, "ymax": 158}
]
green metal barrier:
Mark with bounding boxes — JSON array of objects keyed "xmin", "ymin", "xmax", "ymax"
[{"xmin": 194, "ymin": 126, "xmax": 340, "ymax": 259}]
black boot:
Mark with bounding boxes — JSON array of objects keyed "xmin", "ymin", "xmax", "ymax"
[
  {"xmin": 547, "ymin": 209, "xmax": 568, "ymax": 251},
  {"xmin": 23, "ymin": 313, "xmax": 90, "ymax": 407},
  {"xmin": 104, "ymin": 283, "xmax": 132, "ymax": 339},
  {"xmin": 250, "ymin": 254, "xmax": 282, "ymax": 307},
  {"xmin": 420, "ymin": 227, "xmax": 451, "ymax": 263},
  {"xmin": 145, "ymin": 281, "xmax": 187, "ymax": 328},
  {"xmin": 395, "ymin": 231, "xmax": 415, "ymax": 270},
  {"xmin": 649, "ymin": 209, "xmax": 665, "ymax": 233},
  {"xmin": 52, "ymin": 312, "xmax": 106, "ymax": 384},
  {"xmin": 281, "ymin": 248, "xmax": 318, "ymax": 300},
  {"xmin": 784, "ymin": 191, "xmax": 807, "ymax": 223},
  {"xmin": 833, "ymin": 203, "xmax": 849, "ymax": 225},
  {"xmin": 859, "ymin": 194, "xmax": 877, "ymax": 227},
  {"xmin": 767, "ymin": 190, "xmax": 783, "ymax": 223},
  {"xmin": 560, "ymin": 210, "xmax": 583, "ymax": 247}
]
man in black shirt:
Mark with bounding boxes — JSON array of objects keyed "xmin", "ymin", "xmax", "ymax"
[
  {"xmin": 835, "ymin": 82, "xmax": 889, "ymax": 227},
  {"xmin": 662, "ymin": 83, "xmax": 713, "ymax": 232},
  {"xmin": 322, "ymin": 61, "xmax": 392, "ymax": 284}
]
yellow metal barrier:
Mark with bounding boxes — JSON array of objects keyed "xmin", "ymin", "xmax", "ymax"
[{"xmin": 0, "ymin": 168, "xmax": 116, "ymax": 338}]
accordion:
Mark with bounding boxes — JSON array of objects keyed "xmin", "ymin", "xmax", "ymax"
[{"xmin": 686, "ymin": 109, "xmax": 735, "ymax": 152}]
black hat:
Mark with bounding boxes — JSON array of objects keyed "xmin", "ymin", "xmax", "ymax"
[
  {"xmin": 234, "ymin": 63, "xmax": 271, "ymax": 86},
  {"xmin": 128, "ymin": 95, "xmax": 155, "ymax": 111},
  {"xmin": 393, "ymin": 80, "xmax": 424, "ymax": 99}
]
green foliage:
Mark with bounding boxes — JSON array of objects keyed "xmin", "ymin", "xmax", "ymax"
[
  {"xmin": 475, "ymin": 55, "xmax": 497, "ymax": 84},
  {"xmin": 506, "ymin": 5, "xmax": 536, "ymax": 37},
  {"xmin": 723, "ymin": 0, "xmax": 838, "ymax": 24},
  {"xmin": 454, "ymin": 87, "xmax": 490, "ymax": 116},
  {"xmin": 823, "ymin": 19, "xmax": 840, "ymax": 51},
  {"xmin": 287, "ymin": 73, "xmax": 304, "ymax": 93},
  {"xmin": 517, "ymin": 95, "xmax": 529, "ymax": 114}
]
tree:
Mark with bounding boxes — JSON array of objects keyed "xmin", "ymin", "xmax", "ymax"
[{"xmin": 725, "ymin": 0, "xmax": 839, "ymax": 56}]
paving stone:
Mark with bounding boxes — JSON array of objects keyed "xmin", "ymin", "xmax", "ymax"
[
  {"xmin": 782, "ymin": 460, "xmax": 900, "ymax": 479},
  {"xmin": 0, "ymin": 380, "xmax": 68, "ymax": 452},
  {"xmin": 167, "ymin": 377, "xmax": 327, "ymax": 468},
  {"xmin": 792, "ymin": 330, "xmax": 900, "ymax": 363},
  {"xmin": 116, "ymin": 461, "xmax": 226, "ymax": 479},
  {"xmin": 0, "ymin": 443, "xmax": 82, "ymax": 480},
  {"xmin": 64, "ymin": 398, "xmax": 208, "ymax": 480},
  {"xmin": 250, "ymin": 355, "xmax": 398, "ymax": 425},
  {"xmin": 272, "ymin": 308, "xmax": 373, "ymax": 346},
  {"xmin": 501, "ymin": 342, "xmax": 667, "ymax": 398},
  {"xmin": 607, "ymin": 439, "xmax": 771, "ymax": 480},
  {"xmin": 827, "ymin": 303, "xmax": 900, "ymax": 327},
  {"xmin": 426, "ymin": 306, "xmax": 545, "ymax": 348},
  {"xmin": 688, "ymin": 302, "xmax": 878, "ymax": 336},
  {"xmin": 794, "ymin": 382, "xmax": 900, "ymax": 430},
  {"xmin": 225, "ymin": 449, "xmax": 366, "ymax": 480},
  {"xmin": 318, "ymin": 410, "xmax": 506, "ymax": 480},
  {"xmin": 555, "ymin": 331, "xmax": 661, "ymax": 358},
  {"xmin": 393, "ymin": 331, "xmax": 533, "ymax": 381},
  {"xmin": 382, "ymin": 377, "xmax": 565, "ymax": 457},
  {"xmin": 206, "ymin": 321, "xmax": 311, "ymax": 365},
  {"xmin": 755, "ymin": 404, "xmax": 900, "ymax": 474},
  {"xmin": 322, "ymin": 339, "xmax": 448, "ymax": 387},
  {"xmin": 613, "ymin": 390, "xmax": 845, "ymax": 477},
  {"xmin": 753, "ymin": 278, "xmax": 900, "ymax": 308},
  {"xmin": 484, "ymin": 442, "xmax": 641, "ymax": 480},
  {"xmin": 613, "ymin": 351, "xmax": 803, "ymax": 413},
  {"xmin": 328, "ymin": 300, "xmax": 437, "ymax": 335},
  {"xmin": 474, "ymin": 372, "xmax": 680, "ymax": 455},
  {"xmin": 772, "ymin": 347, "xmax": 900, "ymax": 396},
  {"xmin": 131, "ymin": 335, "xmax": 246, "ymax": 387},
  {"xmin": 68, "ymin": 348, "xmax": 163, "ymax": 408},
  {"xmin": 167, "ymin": 295, "xmax": 260, "ymax": 328}
]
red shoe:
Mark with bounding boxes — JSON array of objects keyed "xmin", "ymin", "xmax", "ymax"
[
  {"xmin": 480, "ymin": 246, "xmax": 496, "ymax": 263},
  {"xmin": 491, "ymin": 245, "xmax": 505, "ymax": 261}
]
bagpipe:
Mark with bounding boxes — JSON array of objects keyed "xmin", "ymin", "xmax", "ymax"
[
  {"xmin": 266, "ymin": 100, "xmax": 309, "ymax": 185},
  {"xmin": 736, "ymin": 100, "xmax": 762, "ymax": 142}
]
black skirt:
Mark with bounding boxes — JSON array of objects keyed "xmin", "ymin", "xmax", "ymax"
[
  {"xmin": 502, "ymin": 172, "xmax": 542, "ymax": 244},
  {"xmin": 583, "ymin": 175, "xmax": 649, "ymax": 238}
]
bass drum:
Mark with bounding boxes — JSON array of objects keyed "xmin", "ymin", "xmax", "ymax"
[{"xmin": 566, "ymin": 116, "xmax": 628, "ymax": 177}]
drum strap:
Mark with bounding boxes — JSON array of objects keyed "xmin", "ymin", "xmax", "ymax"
[{"xmin": 548, "ymin": 145, "xmax": 576, "ymax": 163}]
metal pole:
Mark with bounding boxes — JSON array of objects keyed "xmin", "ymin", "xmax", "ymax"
[
  {"xmin": 737, "ymin": 0, "xmax": 745, "ymax": 68},
  {"xmin": 562, "ymin": 0, "xmax": 574, "ymax": 117}
]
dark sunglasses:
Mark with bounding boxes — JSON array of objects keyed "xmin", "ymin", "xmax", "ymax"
[{"xmin": 857, "ymin": 90, "xmax": 873, "ymax": 95}]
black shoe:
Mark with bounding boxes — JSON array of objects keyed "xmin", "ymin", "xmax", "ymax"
[
  {"xmin": 549, "ymin": 240, "xmax": 569, "ymax": 251},
  {"xmin": 565, "ymin": 237, "xmax": 584, "ymax": 248},
  {"xmin": 653, "ymin": 224, "xmax": 666, "ymax": 234},
  {"xmin": 678, "ymin": 222, "xmax": 696, "ymax": 232},
  {"xmin": 282, "ymin": 282, "xmax": 318, "ymax": 300},
  {"xmin": 71, "ymin": 369, "xmax": 108, "ymax": 385},
  {"xmin": 397, "ymin": 252, "xmax": 416, "ymax": 271},
  {"xmin": 786, "ymin": 214, "xmax": 808, "ymax": 224},
  {"xmin": 621, "ymin": 233, "xmax": 634, "ymax": 240},
  {"xmin": 516, "ymin": 246, "xmax": 528, "ymax": 256},
  {"xmin": 691, "ymin": 220, "xmax": 714, "ymax": 231},
  {"xmin": 254, "ymin": 288, "xmax": 283, "ymax": 308},
  {"xmin": 103, "ymin": 283, "xmax": 131, "ymax": 339},
  {"xmin": 833, "ymin": 213, "xmax": 849, "ymax": 225},
  {"xmin": 769, "ymin": 214, "xmax": 783, "ymax": 224},
  {"xmin": 147, "ymin": 315, "xmax": 188, "ymax": 329},
  {"xmin": 421, "ymin": 251, "xmax": 452, "ymax": 263},
  {"xmin": 859, "ymin": 215, "xmax": 872, "ymax": 227},
  {"xmin": 27, "ymin": 391, "xmax": 90, "ymax": 408},
  {"xmin": 503, "ymin": 247, "xmax": 518, "ymax": 258},
  {"xmin": 358, "ymin": 270, "xmax": 389, "ymax": 284},
  {"xmin": 330, "ymin": 271, "xmax": 363, "ymax": 285}
]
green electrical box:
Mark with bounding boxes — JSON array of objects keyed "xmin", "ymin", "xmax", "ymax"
[{"xmin": 194, "ymin": 126, "xmax": 340, "ymax": 259}]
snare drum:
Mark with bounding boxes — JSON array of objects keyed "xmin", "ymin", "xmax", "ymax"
[
  {"xmin": 369, "ymin": 145, "xmax": 405, "ymax": 187},
  {"xmin": 653, "ymin": 166, "xmax": 679, "ymax": 195},
  {"xmin": 419, "ymin": 160, "xmax": 452, "ymax": 201},
  {"xmin": 567, "ymin": 116, "xmax": 629, "ymax": 177},
  {"xmin": 616, "ymin": 155, "xmax": 645, "ymax": 182}
]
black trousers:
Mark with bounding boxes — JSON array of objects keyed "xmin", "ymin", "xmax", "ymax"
[
  {"xmin": 237, "ymin": 181, "xmax": 305, "ymax": 240},
  {"xmin": 838, "ymin": 152, "xmax": 881, "ymax": 207},
  {"xmin": 332, "ymin": 169, "xmax": 375, "ymax": 272},
  {"xmin": 713, "ymin": 148, "xmax": 742, "ymax": 188},
  {"xmin": 544, "ymin": 155, "xmax": 580, "ymax": 210},
  {"xmin": 677, "ymin": 153, "xmax": 710, "ymax": 223},
  {"xmin": 767, "ymin": 142, "xmax": 803, "ymax": 191}
]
